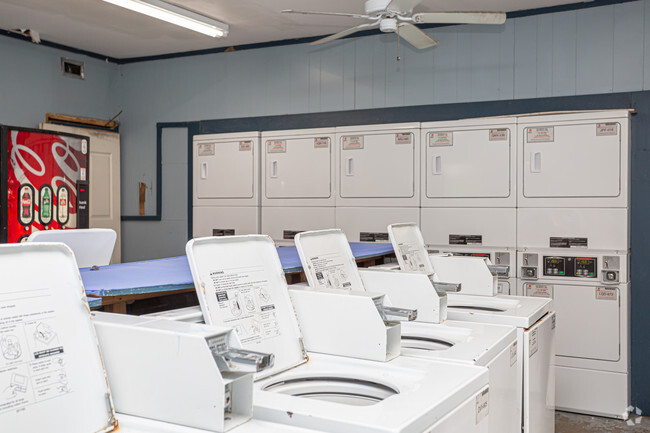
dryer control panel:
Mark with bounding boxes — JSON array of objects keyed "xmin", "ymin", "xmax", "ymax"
[{"xmin": 544, "ymin": 256, "xmax": 597, "ymax": 278}]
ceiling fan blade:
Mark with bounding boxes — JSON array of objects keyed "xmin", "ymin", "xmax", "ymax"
[
  {"xmin": 282, "ymin": 9, "xmax": 369, "ymax": 19},
  {"xmin": 310, "ymin": 22, "xmax": 378, "ymax": 45},
  {"xmin": 413, "ymin": 12, "xmax": 507, "ymax": 25},
  {"xmin": 386, "ymin": 0, "xmax": 422, "ymax": 14},
  {"xmin": 397, "ymin": 23, "xmax": 437, "ymax": 49}
]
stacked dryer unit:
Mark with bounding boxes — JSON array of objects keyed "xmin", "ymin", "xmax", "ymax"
[
  {"xmin": 419, "ymin": 118, "xmax": 518, "ymax": 294},
  {"xmin": 516, "ymin": 110, "xmax": 631, "ymax": 419},
  {"xmin": 260, "ymin": 129, "xmax": 336, "ymax": 246},
  {"xmin": 335, "ymin": 123, "xmax": 420, "ymax": 242},
  {"xmin": 192, "ymin": 132, "xmax": 261, "ymax": 238}
]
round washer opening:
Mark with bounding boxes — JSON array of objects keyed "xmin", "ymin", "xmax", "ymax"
[
  {"xmin": 401, "ymin": 335, "xmax": 455, "ymax": 351},
  {"xmin": 262, "ymin": 376, "xmax": 399, "ymax": 406},
  {"xmin": 449, "ymin": 305, "xmax": 506, "ymax": 312}
]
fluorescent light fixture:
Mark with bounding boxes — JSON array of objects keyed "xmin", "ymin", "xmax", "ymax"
[{"xmin": 102, "ymin": 0, "xmax": 229, "ymax": 37}]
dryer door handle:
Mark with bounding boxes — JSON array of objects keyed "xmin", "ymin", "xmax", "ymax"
[
  {"xmin": 531, "ymin": 152, "xmax": 542, "ymax": 173},
  {"xmin": 271, "ymin": 160, "xmax": 278, "ymax": 178},
  {"xmin": 432, "ymin": 155, "xmax": 442, "ymax": 175},
  {"xmin": 345, "ymin": 157, "xmax": 354, "ymax": 176},
  {"xmin": 200, "ymin": 162, "xmax": 208, "ymax": 179}
]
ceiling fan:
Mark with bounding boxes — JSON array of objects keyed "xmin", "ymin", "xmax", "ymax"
[{"xmin": 282, "ymin": 0, "xmax": 506, "ymax": 49}]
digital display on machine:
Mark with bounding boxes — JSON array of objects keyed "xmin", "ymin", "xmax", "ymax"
[{"xmin": 543, "ymin": 256, "xmax": 596, "ymax": 278}]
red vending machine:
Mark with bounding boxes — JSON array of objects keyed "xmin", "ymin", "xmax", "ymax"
[{"xmin": 0, "ymin": 126, "xmax": 90, "ymax": 243}]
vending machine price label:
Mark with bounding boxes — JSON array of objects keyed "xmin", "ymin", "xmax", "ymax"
[
  {"xmin": 429, "ymin": 132, "xmax": 453, "ymax": 147},
  {"xmin": 81, "ymin": 139, "xmax": 88, "ymax": 155},
  {"xmin": 527, "ymin": 127, "xmax": 554, "ymax": 143}
]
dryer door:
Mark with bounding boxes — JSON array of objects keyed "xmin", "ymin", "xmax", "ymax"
[{"xmin": 554, "ymin": 284, "xmax": 620, "ymax": 361}]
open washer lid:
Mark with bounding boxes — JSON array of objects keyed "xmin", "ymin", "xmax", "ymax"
[
  {"xmin": 447, "ymin": 294, "xmax": 551, "ymax": 328},
  {"xmin": 186, "ymin": 235, "xmax": 307, "ymax": 380},
  {"xmin": 387, "ymin": 223, "xmax": 435, "ymax": 275},
  {"xmin": 294, "ymin": 229, "xmax": 366, "ymax": 291},
  {"xmin": 0, "ymin": 243, "xmax": 116, "ymax": 432}
]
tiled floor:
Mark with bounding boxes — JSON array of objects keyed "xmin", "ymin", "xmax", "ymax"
[{"xmin": 556, "ymin": 411, "xmax": 650, "ymax": 432}]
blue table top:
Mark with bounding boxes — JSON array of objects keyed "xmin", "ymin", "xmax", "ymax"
[
  {"xmin": 80, "ymin": 242, "xmax": 394, "ymax": 297},
  {"xmin": 86, "ymin": 297, "xmax": 103, "ymax": 308}
]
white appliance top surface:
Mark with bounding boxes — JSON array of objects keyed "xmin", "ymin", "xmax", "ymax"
[
  {"xmin": 446, "ymin": 294, "xmax": 551, "ymax": 328},
  {"xmin": 262, "ymin": 128, "xmax": 336, "ymax": 138},
  {"xmin": 0, "ymin": 243, "xmax": 117, "ymax": 433},
  {"xmin": 336, "ymin": 123, "xmax": 421, "ymax": 134},
  {"xmin": 254, "ymin": 352, "xmax": 488, "ymax": 432},
  {"xmin": 116, "ymin": 414, "xmax": 321, "ymax": 432},
  {"xmin": 421, "ymin": 116, "xmax": 517, "ymax": 128},
  {"xmin": 186, "ymin": 235, "xmax": 307, "ymax": 380},
  {"xmin": 517, "ymin": 109, "xmax": 632, "ymax": 124},
  {"xmin": 194, "ymin": 132, "xmax": 260, "ymax": 142},
  {"xmin": 400, "ymin": 320, "xmax": 517, "ymax": 367}
]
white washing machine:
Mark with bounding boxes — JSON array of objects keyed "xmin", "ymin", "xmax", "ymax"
[
  {"xmin": 384, "ymin": 222, "xmax": 555, "ymax": 433},
  {"xmin": 260, "ymin": 128, "xmax": 336, "ymax": 245},
  {"xmin": 516, "ymin": 110, "xmax": 630, "ymax": 209},
  {"xmin": 193, "ymin": 132, "xmax": 261, "ymax": 237},
  {"xmin": 117, "ymin": 415, "xmax": 325, "ymax": 433},
  {"xmin": 293, "ymin": 228, "xmax": 520, "ymax": 433},
  {"xmin": 186, "ymin": 235, "xmax": 491, "ymax": 433},
  {"xmin": 517, "ymin": 250, "xmax": 630, "ymax": 419}
]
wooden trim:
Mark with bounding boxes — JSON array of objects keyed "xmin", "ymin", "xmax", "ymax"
[{"xmin": 45, "ymin": 113, "xmax": 120, "ymax": 130}]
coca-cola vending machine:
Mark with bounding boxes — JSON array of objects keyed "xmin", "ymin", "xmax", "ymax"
[{"xmin": 0, "ymin": 126, "xmax": 90, "ymax": 243}]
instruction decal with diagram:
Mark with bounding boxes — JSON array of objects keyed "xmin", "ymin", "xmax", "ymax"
[{"xmin": 308, "ymin": 252, "xmax": 354, "ymax": 290}]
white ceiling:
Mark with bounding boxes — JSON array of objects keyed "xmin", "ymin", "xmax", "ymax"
[{"xmin": 0, "ymin": 0, "xmax": 590, "ymax": 59}]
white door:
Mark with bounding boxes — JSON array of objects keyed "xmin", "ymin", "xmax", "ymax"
[
  {"xmin": 521, "ymin": 122, "xmax": 621, "ymax": 198},
  {"xmin": 553, "ymin": 284, "xmax": 620, "ymax": 361},
  {"xmin": 425, "ymin": 128, "xmax": 511, "ymax": 199},
  {"xmin": 265, "ymin": 136, "xmax": 331, "ymax": 199},
  {"xmin": 40, "ymin": 123, "xmax": 121, "ymax": 263},
  {"xmin": 194, "ymin": 137, "xmax": 255, "ymax": 199},
  {"xmin": 339, "ymin": 131, "xmax": 415, "ymax": 198}
]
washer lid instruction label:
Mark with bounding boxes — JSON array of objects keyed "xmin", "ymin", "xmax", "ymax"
[
  {"xmin": 396, "ymin": 241, "xmax": 429, "ymax": 273},
  {"xmin": 207, "ymin": 266, "xmax": 282, "ymax": 346},
  {"xmin": 308, "ymin": 253, "xmax": 354, "ymax": 290},
  {"xmin": 527, "ymin": 127, "xmax": 554, "ymax": 143}
]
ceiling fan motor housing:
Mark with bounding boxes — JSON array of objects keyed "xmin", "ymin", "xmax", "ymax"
[
  {"xmin": 379, "ymin": 18, "xmax": 398, "ymax": 33},
  {"xmin": 365, "ymin": 0, "xmax": 393, "ymax": 15}
]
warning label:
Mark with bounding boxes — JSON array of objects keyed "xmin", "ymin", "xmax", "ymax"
[
  {"xmin": 395, "ymin": 133, "xmax": 412, "ymax": 145},
  {"xmin": 489, "ymin": 129, "xmax": 508, "ymax": 141},
  {"xmin": 198, "ymin": 143, "xmax": 215, "ymax": 156},
  {"xmin": 267, "ymin": 140, "xmax": 286, "ymax": 153},
  {"xmin": 429, "ymin": 132, "xmax": 453, "ymax": 147},
  {"xmin": 314, "ymin": 137, "xmax": 330, "ymax": 149},
  {"xmin": 527, "ymin": 127, "xmax": 554, "ymax": 143},
  {"xmin": 596, "ymin": 287, "xmax": 618, "ymax": 301},
  {"xmin": 239, "ymin": 141, "xmax": 252, "ymax": 152},
  {"xmin": 596, "ymin": 123, "xmax": 618, "ymax": 136},
  {"xmin": 342, "ymin": 136, "xmax": 364, "ymax": 150}
]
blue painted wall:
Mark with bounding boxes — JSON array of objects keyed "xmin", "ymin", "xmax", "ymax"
[{"xmin": 0, "ymin": 36, "xmax": 119, "ymax": 127}]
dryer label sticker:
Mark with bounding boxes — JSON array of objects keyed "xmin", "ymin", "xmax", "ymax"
[
  {"xmin": 207, "ymin": 266, "xmax": 281, "ymax": 345},
  {"xmin": 550, "ymin": 237, "xmax": 588, "ymax": 249},
  {"xmin": 308, "ymin": 253, "xmax": 354, "ymax": 290},
  {"xmin": 314, "ymin": 137, "xmax": 330, "ymax": 149},
  {"xmin": 267, "ymin": 140, "xmax": 286, "ymax": 153},
  {"xmin": 239, "ymin": 141, "xmax": 252, "ymax": 152},
  {"xmin": 526, "ymin": 284, "xmax": 553, "ymax": 299},
  {"xmin": 283, "ymin": 230, "xmax": 303, "ymax": 240},
  {"xmin": 198, "ymin": 144, "xmax": 215, "ymax": 156},
  {"xmin": 475, "ymin": 388, "xmax": 489, "ymax": 424},
  {"xmin": 527, "ymin": 127, "xmax": 554, "ymax": 143},
  {"xmin": 429, "ymin": 132, "xmax": 453, "ymax": 147},
  {"xmin": 596, "ymin": 123, "xmax": 618, "ymax": 136},
  {"xmin": 395, "ymin": 133, "xmax": 412, "ymax": 145},
  {"xmin": 342, "ymin": 136, "xmax": 364, "ymax": 150},
  {"xmin": 510, "ymin": 341, "xmax": 517, "ymax": 366},
  {"xmin": 360, "ymin": 232, "xmax": 389, "ymax": 243},
  {"xmin": 596, "ymin": 287, "xmax": 618, "ymax": 301},
  {"xmin": 489, "ymin": 129, "xmax": 508, "ymax": 141},
  {"xmin": 449, "ymin": 234, "xmax": 482, "ymax": 246},
  {"xmin": 529, "ymin": 329, "xmax": 539, "ymax": 357}
]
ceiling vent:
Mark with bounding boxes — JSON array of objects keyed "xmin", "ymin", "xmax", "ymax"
[{"xmin": 61, "ymin": 58, "xmax": 85, "ymax": 80}]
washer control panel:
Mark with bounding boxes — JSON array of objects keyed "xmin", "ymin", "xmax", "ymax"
[{"xmin": 543, "ymin": 256, "xmax": 597, "ymax": 278}]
